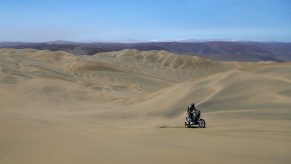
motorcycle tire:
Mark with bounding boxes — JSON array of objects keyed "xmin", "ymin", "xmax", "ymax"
[
  {"xmin": 198, "ymin": 119, "xmax": 206, "ymax": 128},
  {"xmin": 185, "ymin": 121, "xmax": 191, "ymax": 128}
]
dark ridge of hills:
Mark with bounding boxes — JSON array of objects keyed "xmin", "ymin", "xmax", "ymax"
[
  {"xmin": 0, "ymin": 43, "xmax": 106, "ymax": 56},
  {"xmin": 1, "ymin": 41, "xmax": 290, "ymax": 62}
]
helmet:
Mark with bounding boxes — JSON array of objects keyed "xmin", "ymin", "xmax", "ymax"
[{"xmin": 191, "ymin": 102, "xmax": 195, "ymax": 108}]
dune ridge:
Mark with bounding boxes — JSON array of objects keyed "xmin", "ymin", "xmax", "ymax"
[{"xmin": 91, "ymin": 49, "xmax": 234, "ymax": 82}]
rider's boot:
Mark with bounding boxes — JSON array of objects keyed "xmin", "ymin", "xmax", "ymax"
[{"xmin": 190, "ymin": 118, "xmax": 194, "ymax": 125}]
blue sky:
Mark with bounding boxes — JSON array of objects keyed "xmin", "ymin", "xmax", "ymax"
[{"xmin": 1, "ymin": 0, "xmax": 291, "ymax": 42}]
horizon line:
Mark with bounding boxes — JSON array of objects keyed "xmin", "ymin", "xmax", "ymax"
[{"xmin": 1, "ymin": 39, "xmax": 291, "ymax": 44}]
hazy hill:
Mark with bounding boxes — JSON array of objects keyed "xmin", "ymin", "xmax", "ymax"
[{"xmin": 1, "ymin": 41, "xmax": 290, "ymax": 62}]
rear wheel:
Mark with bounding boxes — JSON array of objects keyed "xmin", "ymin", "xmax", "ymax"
[{"xmin": 198, "ymin": 119, "xmax": 206, "ymax": 128}]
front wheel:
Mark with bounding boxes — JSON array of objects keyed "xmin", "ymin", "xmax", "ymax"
[
  {"xmin": 198, "ymin": 119, "xmax": 206, "ymax": 128},
  {"xmin": 185, "ymin": 121, "xmax": 191, "ymax": 128}
]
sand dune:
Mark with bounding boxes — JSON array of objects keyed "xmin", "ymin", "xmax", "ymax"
[
  {"xmin": 91, "ymin": 49, "xmax": 234, "ymax": 82},
  {"xmin": 0, "ymin": 48, "xmax": 290, "ymax": 164}
]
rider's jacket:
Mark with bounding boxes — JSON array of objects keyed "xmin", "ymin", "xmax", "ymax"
[
  {"xmin": 187, "ymin": 105, "xmax": 195, "ymax": 115},
  {"xmin": 187, "ymin": 105, "xmax": 200, "ymax": 117}
]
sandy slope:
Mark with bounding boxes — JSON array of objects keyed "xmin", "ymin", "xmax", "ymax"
[{"xmin": 0, "ymin": 48, "xmax": 290, "ymax": 164}]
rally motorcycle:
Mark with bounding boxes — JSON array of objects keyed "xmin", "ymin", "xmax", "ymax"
[{"xmin": 184, "ymin": 110, "xmax": 206, "ymax": 128}]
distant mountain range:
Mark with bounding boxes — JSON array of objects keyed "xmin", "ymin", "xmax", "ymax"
[{"xmin": 1, "ymin": 41, "xmax": 290, "ymax": 62}]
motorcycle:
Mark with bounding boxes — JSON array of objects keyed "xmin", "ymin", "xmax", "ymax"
[{"xmin": 184, "ymin": 110, "xmax": 206, "ymax": 128}]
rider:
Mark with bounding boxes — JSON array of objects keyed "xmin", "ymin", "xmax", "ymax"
[{"xmin": 187, "ymin": 102, "xmax": 200, "ymax": 123}]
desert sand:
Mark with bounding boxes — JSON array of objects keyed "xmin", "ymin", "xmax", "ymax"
[{"xmin": 0, "ymin": 48, "xmax": 290, "ymax": 164}]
